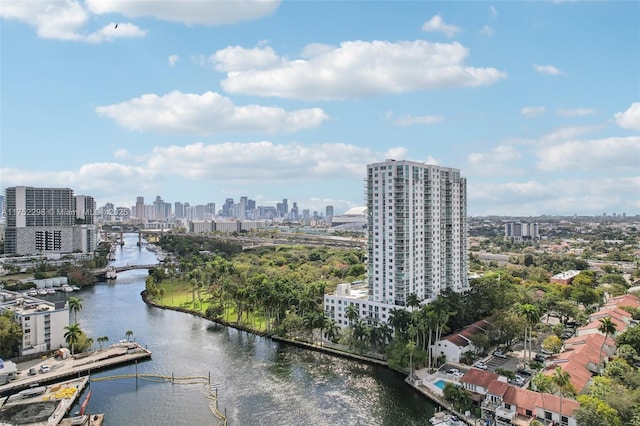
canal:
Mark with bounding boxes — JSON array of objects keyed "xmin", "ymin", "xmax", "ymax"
[{"xmin": 71, "ymin": 233, "xmax": 437, "ymax": 425}]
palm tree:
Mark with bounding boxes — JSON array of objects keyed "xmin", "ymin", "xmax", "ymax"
[
  {"xmin": 97, "ymin": 336, "xmax": 108, "ymax": 350},
  {"xmin": 64, "ymin": 323, "xmax": 82, "ymax": 355},
  {"xmin": 345, "ymin": 304, "xmax": 359, "ymax": 327},
  {"xmin": 597, "ymin": 317, "xmax": 617, "ymax": 374},
  {"xmin": 68, "ymin": 296, "xmax": 83, "ymax": 324},
  {"xmin": 85, "ymin": 337, "xmax": 94, "ymax": 351},
  {"xmin": 551, "ymin": 367, "xmax": 576, "ymax": 425},
  {"xmin": 407, "ymin": 340, "xmax": 417, "ymax": 382},
  {"xmin": 406, "ymin": 293, "xmax": 421, "ymax": 310},
  {"xmin": 323, "ymin": 319, "xmax": 341, "ymax": 343},
  {"xmin": 519, "ymin": 303, "xmax": 540, "ymax": 360},
  {"xmin": 125, "ymin": 330, "xmax": 134, "ymax": 342}
]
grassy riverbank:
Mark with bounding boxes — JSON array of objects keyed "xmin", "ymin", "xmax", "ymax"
[{"xmin": 148, "ymin": 278, "xmax": 269, "ymax": 333}]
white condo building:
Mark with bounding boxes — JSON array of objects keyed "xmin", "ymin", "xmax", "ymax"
[{"xmin": 325, "ymin": 160, "xmax": 469, "ymax": 327}]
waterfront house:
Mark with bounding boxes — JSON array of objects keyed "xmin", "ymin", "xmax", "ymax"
[
  {"xmin": 432, "ymin": 319, "xmax": 490, "ymax": 363},
  {"xmin": 482, "ymin": 380, "xmax": 579, "ymax": 426},
  {"xmin": 459, "ymin": 368, "xmax": 508, "ymax": 405}
]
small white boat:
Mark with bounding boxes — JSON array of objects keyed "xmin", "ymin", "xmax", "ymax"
[
  {"xmin": 61, "ymin": 285, "xmax": 74, "ymax": 292},
  {"xmin": 17, "ymin": 385, "xmax": 47, "ymax": 399},
  {"xmin": 71, "ymin": 286, "xmax": 81, "ymax": 291},
  {"xmin": 27, "ymin": 289, "xmax": 38, "ymax": 296},
  {"xmin": 47, "ymin": 288, "xmax": 56, "ymax": 295},
  {"xmin": 37, "ymin": 289, "xmax": 48, "ymax": 296}
]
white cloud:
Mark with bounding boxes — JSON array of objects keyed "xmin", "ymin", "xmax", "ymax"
[
  {"xmin": 614, "ymin": 102, "xmax": 640, "ymax": 130},
  {"xmin": 533, "ymin": 64, "xmax": 563, "ymax": 75},
  {"xmin": 212, "ymin": 41, "xmax": 507, "ymax": 100},
  {"xmin": 490, "ymin": 6, "xmax": 498, "ymax": 19},
  {"xmin": 469, "ymin": 177, "xmax": 640, "ymax": 216},
  {"xmin": 536, "ymin": 136, "xmax": 640, "ymax": 171},
  {"xmin": 1, "ymin": 0, "xmax": 278, "ymax": 41},
  {"xmin": 96, "ymin": 91, "xmax": 329, "ymax": 134},
  {"xmin": 210, "ymin": 45, "xmax": 282, "ymax": 72},
  {"xmin": 521, "ymin": 106, "xmax": 545, "ymax": 118},
  {"xmin": 0, "ymin": 164, "xmax": 157, "ymax": 203},
  {"xmin": 421, "ymin": 15, "xmax": 461, "ymax": 38},
  {"xmin": 168, "ymin": 54, "xmax": 180, "ymax": 67},
  {"xmin": 541, "ymin": 125, "xmax": 599, "ymax": 143},
  {"xmin": 1, "ymin": 141, "xmax": 404, "ymax": 208},
  {"xmin": 0, "ymin": 1, "xmax": 145, "ymax": 42},
  {"xmin": 466, "ymin": 145, "xmax": 523, "ymax": 176},
  {"xmin": 468, "ymin": 145, "xmax": 522, "ymax": 165},
  {"xmin": 145, "ymin": 142, "xmax": 384, "ymax": 182},
  {"xmin": 480, "ymin": 25, "xmax": 495, "ymax": 37},
  {"xmin": 391, "ymin": 114, "xmax": 445, "ymax": 126},
  {"xmin": 84, "ymin": 0, "xmax": 281, "ymax": 25},
  {"xmin": 384, "ymin": 147, "xmax": 409, "ymax": 160},
  {"xmin": 556, "ymin": 108, "xmax": 596, "ymax": 117}
]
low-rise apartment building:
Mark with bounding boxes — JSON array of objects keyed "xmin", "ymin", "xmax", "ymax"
[{"xmin": 0, "ymin": 291, "xmax": 68, "ymax": 356}]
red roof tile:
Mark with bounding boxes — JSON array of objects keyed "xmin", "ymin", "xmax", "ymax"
[{"xmin": 460, "ymin": 369, "xmax": 500, "ymax": 388}]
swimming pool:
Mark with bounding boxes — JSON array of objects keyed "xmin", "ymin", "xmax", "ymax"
[{"xmin": 433, "ymin": 379, "xmax": 448, "ymax": 389}]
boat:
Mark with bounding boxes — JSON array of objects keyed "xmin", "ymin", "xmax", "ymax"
[
  {"xmin": 429, "ymin": 412, "xmax": 460, "ymax": 425},
  {"xmin": 69, "ymin": 415, "xmax": 88, "ymax": 425},
  {"xmin": 47, "ymin": 288, "xmax": 56, "ymax": 295},
  {"xmin": 61, "ymin": 285, "xmax": 74, "ymax": 292},
  {"xmin": 37, "ymin": 288, "xmax": 48, "ymax": 296},
  {"xmin": 71, "ymin": 286, "xmax": 81, "ymax": 291},
  {"xmin": 27, "ymin": 289, "xmax": 38, "ymax": 296},
  {"xmin": 17, "ymin": 385, "xmax": 47, "ymax": 399}
]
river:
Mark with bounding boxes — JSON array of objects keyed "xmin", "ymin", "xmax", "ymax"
[{"xmin": 69, "ymin": 233, "xmax": 437, "ymax": 425}]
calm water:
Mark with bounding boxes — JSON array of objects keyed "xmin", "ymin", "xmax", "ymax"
[{"xmin": 66, "ymin": 234, "xmax": 436, "ymax": 425}]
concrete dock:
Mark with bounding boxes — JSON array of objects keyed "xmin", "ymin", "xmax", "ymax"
[
  {"xmin": 0, "ymin": 341, "xmax": 152, "ymax": 395},
  {"xmin": 0, "ymin": 376, "xmax": 89, "ymax": 425}
]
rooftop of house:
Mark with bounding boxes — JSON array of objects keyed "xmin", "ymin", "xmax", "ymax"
[{"xmin": 459, "ymin": 368, "xmax": 501, "ymax": 389}]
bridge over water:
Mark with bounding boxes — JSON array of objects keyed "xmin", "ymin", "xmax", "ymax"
[{"xmin": 91, "ymin": 263, "xmax": 159, "ymax": 278}]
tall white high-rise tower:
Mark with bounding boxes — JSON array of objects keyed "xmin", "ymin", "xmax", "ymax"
[{"xmin": 366, "ymin": 160, "xmax": 469, "ymax": 306}]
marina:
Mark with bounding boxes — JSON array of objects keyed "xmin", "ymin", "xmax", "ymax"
[
  {"xmin": 0, "ymin": 342, "xmax": 152, "ymax": 396},
  {"xmin": 0, "ymin": 377, "xmax": 91, "ymax": 426}
]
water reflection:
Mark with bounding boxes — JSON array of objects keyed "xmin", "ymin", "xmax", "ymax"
[{"xmin": 70, "ymin": 234, "xmax": 436, "ymax": 425}]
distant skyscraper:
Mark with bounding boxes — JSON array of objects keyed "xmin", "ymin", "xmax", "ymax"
[
  {"xmin": 75, "ymin": 195, "xmax": 95, "ymax": 225},
  {"xmin": 325, "ymin": 205, "xmax": 334, "ymax": 219},
  {"xmin": 136, "ymin": 197, "xmax": 144, "ymax": 219},
  {"xmin": 239, "ymin": 197, "xmax": 247, "ymax": 219},
  {"xmin": 174, "ymin": 202, "xmax": 184, "ymax": 219},
  {"xmin": 366, "ymin": 160, "xmax": 469, "ymax": 306}
]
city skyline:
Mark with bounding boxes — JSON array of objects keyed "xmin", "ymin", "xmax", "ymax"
[{"xmin": 1, "ymin": 1, "xmax": 639, "ymax": 216}]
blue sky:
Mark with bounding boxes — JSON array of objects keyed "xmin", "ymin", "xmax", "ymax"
[{"xmin": 1, "ymin": 0, "xmax": 639, "ymax": 217}]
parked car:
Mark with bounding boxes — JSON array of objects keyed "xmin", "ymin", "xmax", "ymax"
[
  {"xmin": 517, "ymin": 368, "xmax": 532, "ymax": 377},
  {"xmin": 473, "ymin": 361, "xmax": 488, "ymax": 370},
  {"xmin": 534, "ymin": 353, "xmax": 548, "ymax": 363},
  {"xmin": 446, "ymin": 368, "xmax": 460, "ymax": 376},
  {"xmin": 493, "ymin": 350, "xmax": 508, "ymax": 359},
  {"xmin": 40, "ymin": 365, "xmax": 50, "ymax": 373},
  {"xmin": 27, "ymin": 368, "xmax": 37, "ymax": 376},
  {"xmin": 511, "ymin": 375, "xmax": 525, "ymax": 386}
]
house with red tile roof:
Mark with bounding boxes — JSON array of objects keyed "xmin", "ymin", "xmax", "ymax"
[
  {"xmin": 576, "ymin": 301, "xmax": 637, "ymax": 339},
  {"xmin": 432, "ymin": 319, "xmax": 490, "ymax": 363},
  {"xmin": 481, "ymin": 379, "xmax": 579, "ymax": 426},
  {"xmin": 604, "ymin": 293, "xmax": 640, "ymax": 309},
  {"xmin": 459, "ymin": 368, "xmax": 506, "ymax": 396},
  {"xmin": 542, "ymin": 331, "xmax": 615, "ymax": 392}
]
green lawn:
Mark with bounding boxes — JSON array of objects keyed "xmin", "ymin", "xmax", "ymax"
[{"xmin": 153, "ymin": 279, "xmax": 268, "ymax": 332}]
